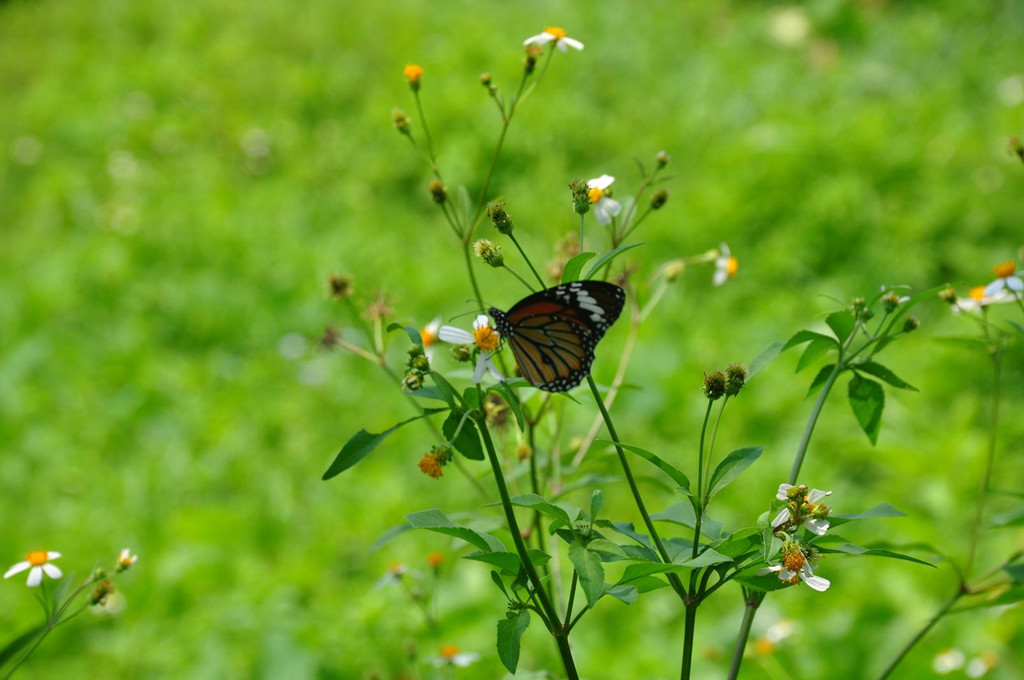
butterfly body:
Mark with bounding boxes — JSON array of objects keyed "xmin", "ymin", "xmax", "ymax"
[{"xmin": 489, "ymin": 281, "xmax": 625, "ymax": 392}]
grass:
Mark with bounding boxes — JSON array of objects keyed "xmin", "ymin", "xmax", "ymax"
[{"xmin": 1, "ymin": 0, "xmax": 1023, "ymax": 677}]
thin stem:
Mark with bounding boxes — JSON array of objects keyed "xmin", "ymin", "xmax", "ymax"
[
  {"xmin": 680, "ymin": 599, "xmax": 699, "ymax": 680},
  {"xmin": 578, "ymin": 213, "xmax": 585, "ymax": 256},
  {"xmin": 477, "ymin": 409, "xmax": 578, "ymax": 680},
  {"xmin": 508, "ymin": 232, "xmax": 547, "ymax": 289},
  {"xmin": 964, "ymin": 346, "xmax": 1002, "ymax": 579},
  {"xmin": 874, "ymin": 590, "xmax": 963, "ymax": 680},
  {"xmin": 726, "ymin": 590, "xmax": 764, "ymax": 680},
  {"xmin": 586, "ymin": 375, "xmax": 687, "ymax": 600},
  {"xmin": 693, "ymin": 400, "xmax": 714, "ymax": 560},
  {"xmin": 563, "ymin": 571, "xmax": 579, "ymax": 630},
  {"xmin": 787, "ymin": 361, "xmax": 842, "ymax": 484},
  {"xmin": 462, "ymin": 242, "xmax": 487, "ymax": 311},
  {"xmin": 501, "ymin": 264, "xmax": 537, "ymax": 292}
]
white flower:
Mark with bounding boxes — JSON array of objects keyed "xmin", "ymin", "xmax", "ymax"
[
  {"xmin": 983, "ymin": 261, "xmax": 1023, "ymax": 298},
  {"xmin": 771, "ymin": 507, "xmax": 791, "ymax": 530},
  {"xmin": 438, "ymin": 315, "xmax": 503, "ymax": 383},
  {"xmin": 586, "ymin": 174, "xmax": 621, "ymax": 225},
  {"xmin": 933, "ymin": 648, "xmax": 966, "ymax": 674},
  {"xmin": 713, "ymin": 243, "xmax": 738, "ymax": 286},
  {"xmin": 523, "ymin": 27, "xmax": 584, "ymax": 52},
  {"xmin": 758, "ymin": 561, "xmax": 830, "ymax": 592},
  {"xmin": 952, "ymin": 285, "xmax": 1014, "ymax": 314},
  {"xmin": 116, "ymin": 548, "xmax": 138, "ymax": 571},
  {"xmin": 776, "ymin": 483, "xmax": 795, "ymax": 501},
  {"xmin": 431, "ymin": 645, "xmax": 480, "ymax": 668},
  {"xmin": 4, "ymin": 550, "xmax": 63, "ymax": 587}
]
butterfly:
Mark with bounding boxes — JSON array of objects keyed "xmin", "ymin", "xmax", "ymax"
[{"xmin": 489, "ymin": 281, "xmax": 626, "ymax": 392}]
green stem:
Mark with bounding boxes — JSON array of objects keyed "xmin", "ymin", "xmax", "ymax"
[
  {"xmin": 787, "ymin": 361, "xmax": 842, "ymax": 484},
  {"xmin": 501, "ymin": 264, "xmax": 537, "ymax": 292},
  {"xmin": 508, "ymin": 232, "xmax": 547, "ymax": 289},
  {"xmin": 586, "ymin": 375, "xmax": 687, "ymax": 600},
  {"xmin": 462, "ymin": 242, "xmax": 487, "ymax": 311},
  {"xmin": 477, "ymin": 410, "xmax": 578, "ymax": 680},
  {"xmin": 964, "ymin": 345, "xmax": 1002, "ymax": 579},
  {"xmin": 726, "ymin": 589, "xmax": 764, "ymax": 680},
  {"xmin": 874, "ymin": 590, "xmax": 963, "ymax": 680},
  {"xmin": 680, "ymin": 599, "xmax": 699, "ymax": 680},
  {"xmin": 693, "ymin": 400, "xmax": 714, "ymax": 560}
]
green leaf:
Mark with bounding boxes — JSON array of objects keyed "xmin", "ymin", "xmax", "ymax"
[
  {"xmin": 323, "ymin": 409, "xmax": 446, "ymax": 479},
  {"xmin": 933, "ymin": 336, "xmax": 990, "ymax": 353},
  {"xmin": 956, "ymin": 584, "xmax": 1024, "ymax": 611},
  {"xmin": 429, "ymin": 371, "xmax": 461, "ymax": 410},
  {"xmin": 465, "ymin": 551, "xmax": 522, "ymax": 574},
  {"xmin": 747, "ymin": 340, "xmax": 785, "ymax": 380},
  {"xmin": 782, "ymin": 329, "xmax": 836, "ymax": 351},
  {"xmin": 586, "ymin": 538, "xmax": 628, "ymax": 559},
  {"xmin": 796, "ymin": 337, "xmax": 836, "ymax": 373},
  {"xmin": 1004, "ymin": 564, "xmax": 1024, "ymax": 582},
  {"xmin": 406, "ymin": 385, "xmax": 448, "ymax": 402},
  {"xmin": 683, "ymin": 548, "xmax": 732, "ymax": 568},
  {"xmin": 488, "ymin": 382, "xmax": 525, "ymax": 431},
  {"xmin": 651, "ymin": 503, "xmax": 724, "ymax": 542},
  {"xmin": 713, "ymin": 528, "xmax": 762, "ymax": 559},
  {"xmin": 817, "ymin": 541, "xmax": 935, "ymax": 567},
  {"xmin": 584, "ymin": 242, "xmax": 644, "ymax": 280},
  {"xmin": 443, "ymin": 410, "xmax": 484, "ymax": 461},
  {"xmin": 856, "ymin": 361, "xmax": 918, "ymax": 391},
  {"xmin": 604, "ymin": 584, "xmax": 639, "ymax": 604},
  {"xmin": 386, "ymin": 322, "xmax": 423, "ymax": 346},
  {"xmin": 496, "ymin": 611, "xmax": 531, "ymax": 674},
  {"xmin": 707, "ymin": 447, "xmax": 763, "ymax": 501},
  {"xmin": 369, "ymin": 523, "xmax": 413, "ymax": 553},
  {"xmin": 805, "ymin": 364, "xmax": 837, "ymax": 399},
  {"xmin": 405, "ymin": 509, "xmax": 507, "ymax": 553},
  {"xmin": 1009, "ymin": 320, "xmax": 1024, "ymax": 337},
  {"xmin": 568, "ymin": 542, "xmax": 605, "ymax": 607},
  {"xmin": 826, "ymin": 310, "xmax": 856, "ymax": 344},
  {"xmin": 848, "ymin": 374, "xmax": 885, "ymax": 445},
  {"xmin": 561, "ymin": 252, "xmax": 597, "ymax": 283},
  {"xmin": 0, "ymin": 625, "xmax": 45, "ymax": 668},
  {"xmin": 991, "ymin": 506, "xmax": 1024, "ymax": 528},
  {"xmin": 594, "ymin": 520, "xmax": 657, "ymax": 557},
  {"xmin": 599, "ymin": 441, "xmax": 691, "ymax": 495},
  {"xmin": 510, "ymin": 494, "xmax": 580, "ymax": 528},
  {"xmin": 590, "ymin": 490, "xmax": 603, "ymax": 522},
  {"xmin": 829, "ymin": 502, "xmax": 906, "ymax": 527}
]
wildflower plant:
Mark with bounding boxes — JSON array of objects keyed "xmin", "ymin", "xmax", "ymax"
[
  {"xmin": 1, "ymin": 549, "xmax": 137, "ymax": 677},
  {"xmin": 319, "ymin": 28, "xmax": 1021, "ymax": 680}
]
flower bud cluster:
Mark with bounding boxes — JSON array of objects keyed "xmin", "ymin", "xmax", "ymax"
[
  {"xmin": 702, "ymin": 363, "xmax": 747, "ymax": 400},
  {"xmin": 418, "ymin": 445, "xmax": 452, "ymax": 478},
  {"xmin": 404, "ymin": 344, "xmax": 430, "ymax": 391},
  {"xmin": 474, "ymin": 239, "xmax": 504, "ymax": 267}
]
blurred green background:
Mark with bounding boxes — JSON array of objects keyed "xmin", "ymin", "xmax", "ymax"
[{"xmin": 2, "ymin": 0, "xmax": 1022, "ymax": 677}]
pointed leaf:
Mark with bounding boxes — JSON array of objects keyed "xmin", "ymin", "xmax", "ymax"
[
  {"xmin": 826, "ymin": 310, "xmax": 856, "ymax": 343},
  {"xmin": 323, "ymin": 409, "xmax": 446, "ymax": 479},
  {"xmin": 805, "ymin": 364, "xmax": 837, "ymax": 399},
  {"xmin": 0, "ymin": 625, "xmax": 45, "ymax": 667},
  {"xmin": 599, "ymin": 441, "xmax": 691, "ymax": 495},
  {"xmin": 443, "ymin": 410, "xmax": 484, "ymax": 461},
  {"xmin": 829, "ymin": 502, "xmax": 906, "ymax": 527},
  {"xmin": 568, "ymin": 542, "xmax": 605, "ymax": 607},
  {"xmin": 590, "ymin": 490, "xmax": 603, "ymax": 522},
  {"xmin": 429, "ymin": 371, "xmax": 460, "ymax": 410},
  {"xmin": 496, "ymin": 611, "xmax": 531, "ymax": 674},
  {"xmin": 604, "ymin": 584, "xmax": 639, "ymax": 604},
  {"xmin": 406, "ymin": 509, "xmax": 507, "ymax": 553},
  {"xmin": 682, "ymin": 548, "xmax": 732, "ymax": 568},
  {"xmin": 848, "ymin": 374, "xmax": 885, "ymax": 445},
  {"xmin": 747, "ymin": 340, "xmax": 785, "ymax": 380},
  {"xmin": 991, "ymin": 506, "xmax": 1024, "ymax": 528},
  {"xmin": 510, "ymin": 494, "xmax": 580, "ymax": 528},
  {"xmin": 782, "ymin": 330, "xmax": 837, "ymax": 351},
  {"xmin": 796, "ymin": 337, "xmax": 836, "ymax": 373},
  {"xmin": 956, "ymin": 584, "xmax": 1024, "ymax": 611},
  {"xmin": 561, "ymin": 252, "xmax": 597, "ymax": 283},
  {"xmin": 584, "ymin": 242, "xmax": 644, "ymax": 280},
  {"xmin": 488, "ymin": 382, "xmax": 526, "ymax": 431},
  {"xmin": 651, "ymin": 503, "xmax": 724, "ymax": 542},
  {"xmin": 707, "ymin": 446, "xmax": 763, "ymax": 500},
  {"xmin": 818, "ymin": 542, "xmax": 935, "ymax": 567},
  {"xmin": 856, "ymin": 361, "xmax": 917, "ymax": 391},
  {"xmin": 386, "ymin": 322, "xmax": 423, "ymax": 346}
]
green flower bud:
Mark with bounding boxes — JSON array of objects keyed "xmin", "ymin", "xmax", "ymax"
[{"xmin": 702, "ymin": 371, "xmax": 727, "ymax": 400}]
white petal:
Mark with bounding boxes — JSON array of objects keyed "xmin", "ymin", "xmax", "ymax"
[
  {"xmin": 472, "ymin": 314, "xmax": 492, "ymax": 331},
  {"xmin": 26, "ymin": 566, "xmax": 43, "ymax": 587},
  {"xmin": 452, "ymin": 653, "xmax": 480, "ymax": 667},
  {"xmin": 602, "ymin": 197, "xmax": 621, "ymax": 217},
  {"xmin": 1008, "ymin": 276, "xmax": 1024, "ymax": 292},
  {"xmin": 587, "ymin": 174, "xmax": 615, "ymax": 189},
  {"xmin": 802, "ymin": 574, "xmax": 831, "ymax": 592},
  {"xmin": 4, "ymin": 561, "xmax": 30, "ymax": 579},
  {"xmin": 718, "ymin": 242, "xmax": 731, "ymax": 258},
  {"xmin": 472, "ymin": 354, "xmax": 491, "ymax": 383},
  {"xmin": 776, "ymin": 483, "xmax": 794, "ymax": 501},
  {"xmin": 805, "ymin": 518, "xmax": 830, "ymax": 536},
  {"xmin": 438, "ymin": 326, "xmax": 473, "ymax": 344},
  {"xmin": 771, "ymin": 508, "xmax": 791, "ymax": 529},
  {"xmin": 713, "ymin": 268, "xmax": 729, "ymax": 286},
  {"xmin": 556, "ymin": 41, "xmax": 568, "ymax": 52},
  {"xmin": 46, "ymin": 551, "xmax": 61, "ymax": 560},
  {"xmin": 523, "ymin": 33, "xmax": 553, "ymax": 46},
  {"xmin": 756, "ymin": 565, "xmax": 782, "ymax": 576},
  {"xmin": 41, "ymin": 563, "xmax": 63, "ymax": 580},
  {"xmin": 807, "ymin": 489, "xmax": 831, "ymax": 504},
  {"xmin": 562, "ymin": 37, "xmax": 584, "ymax": 50},
  {"xmin": 984, "ymin": 279, "xmax": 1006, "ymax": 297}
]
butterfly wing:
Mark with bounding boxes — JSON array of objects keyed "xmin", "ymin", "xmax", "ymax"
[{"xmin": 493, "ymin": 281, "xmax": 625, "ymax": 392}]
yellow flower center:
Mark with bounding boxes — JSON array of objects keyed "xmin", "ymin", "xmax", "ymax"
[
  {"xmin": 970, "ymin": 286, "xmax": 987, "ymax": 301},
  {"xmin": 726, "ymin": 256, "xmax": 739, "ymax": 277},
  {"xmin": 421, "ymin": 327, "xmax": 437, "ymax": 347},
  {"xmin": 26, "ymin": 551, "xmax": 49, "ymax": 566},
  {"xmin": 440, "ymin": 644, "xmax": 460, "ymax": 660},
  {"xmin": 473, "ymin": 324, "xmax": 501, "ymax": 352},
  {"xmin": 781, "ymin": 550, "xmax": 806, "ymax": 572},
  {"xmin": 544, "ymin": 27, "xmax": 567, "ymax": 40},
  {"xmin": 403, "ymin": 64, "xmax": 424, "ymax": 83},
  {"xmin": 588, "ymin": 187, "xmax": 604, "ymax": 203},
  {"xmin": 754, "ymin": 638, "xmax": 775, "ymax": 657},
  {"xmin": 993, "ymin": 260, "xmax": 1016, "ymax": 278}
]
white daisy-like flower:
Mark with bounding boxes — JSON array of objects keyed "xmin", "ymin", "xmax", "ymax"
[
  {"xmin": 776, "ymin": 483, "xmax": 796, "ymax": 501},
  {"xmin": 431, "ymin": 644, "xmax": 480, "ymax": 668},
  {"xmin": 771, "ymin": 507, "xmax": 791, "ymax": 530},
  {"xmin": 116, "ymin": 548, "xmax": 138, "ymax": 572},
  {"xmin": 804, "ymin": 488, "xmax": 832, "ymax": 536},
  {"xmin": 4, "ymin": 550, "xmax": 63, "ymax": 587},
  {"xmin": 983, "ymin": 261, "xmax": 1023, "ymax": 298},
  {"xmin": 586, "ymin": 174, "xmax": 621, "ymax": 225},
  {"xmin": 758, "ymin": 560, "xmax": 830, "ymax": 592},
  {"xmin": 713, "ymin": 243, "xmax": 738, "ymax": 286},
  {"xmin": 933, "ymin": 648, "xmax": 966, "ymax": 674},
  {"xmin": 438, "ymin": 314, "xmax": 503, "ymax": 383},
  {"xmin": 523, "ymin": 27, "xmax": 584, "ymax": 52},
  {"xmin": 952, "ymin": 285, "xmax": 1013, "ymax": 314}
]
